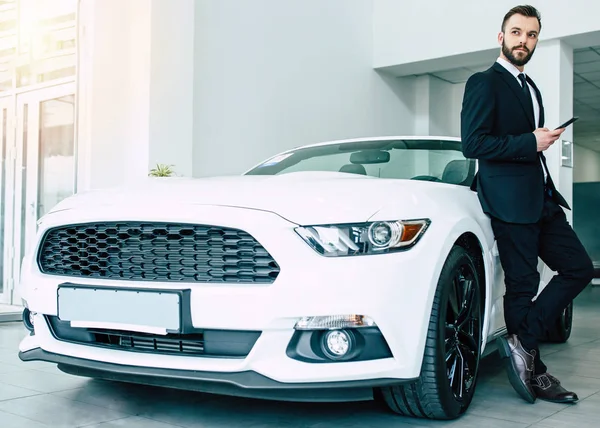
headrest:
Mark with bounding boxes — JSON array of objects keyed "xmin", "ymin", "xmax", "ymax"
[
  {"xmin": 442, "ymin": 160, "xmax": 471, "ymax": 185},
  {"xmin": 339, "ymin": 164, "xmax": 367, "ymax": 175}
]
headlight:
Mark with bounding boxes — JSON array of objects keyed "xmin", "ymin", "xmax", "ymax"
[{"xmin": 295, "ymin": 219, "xmax": 430, "ymax": 257}]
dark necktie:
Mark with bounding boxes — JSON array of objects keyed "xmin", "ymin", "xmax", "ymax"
[
  {"xmin": 518, "ymin": 73, "xmax": 528, "ymax": 93},
  {"xmin": 518, "ymin": 73, "xmax": 535, "ymax": 123}
]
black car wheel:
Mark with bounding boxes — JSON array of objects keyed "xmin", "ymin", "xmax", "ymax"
[
  {"xmin": 376, "ymin": 245, "xmax": 483, "ymax": 419},
  {"xmin": 542, "ymin": 301, "xmax": 573, "ymax": 343}
]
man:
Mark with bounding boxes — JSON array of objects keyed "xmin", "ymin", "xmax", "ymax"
[{"xmin": 461, "ymin": 5, "xmax": 594, "ymax": 404}]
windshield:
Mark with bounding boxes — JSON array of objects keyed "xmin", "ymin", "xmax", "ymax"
[{"xmin": 245, "ymin": 139, "xmax": 476, "ymax": 186}]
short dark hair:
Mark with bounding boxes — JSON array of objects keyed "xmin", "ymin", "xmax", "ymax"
[{"xmin": 501, "ymin": 5, "xmax": 541, "ymax": 33}]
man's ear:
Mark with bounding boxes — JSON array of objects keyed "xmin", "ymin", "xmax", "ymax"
[{"xmin": 498, "ymin": 31, "xmax": 504, "ymax": 46}]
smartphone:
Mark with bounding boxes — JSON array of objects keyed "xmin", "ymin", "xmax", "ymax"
[{"xmin": 555, "ymin": 116, "xmax": 579, "ymax": 130}]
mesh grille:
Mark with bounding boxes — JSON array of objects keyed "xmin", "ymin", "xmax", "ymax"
[
  {"xmin": 38, "ymin": 222, "xmax": 280, "ymax": 283},
  {"xmin": 45, "ymin": 316, "xmax": 260, "ymax": 358},
  {"xmin": 101, "ymin": 329, "xmax": 204, "ymax": 355}
]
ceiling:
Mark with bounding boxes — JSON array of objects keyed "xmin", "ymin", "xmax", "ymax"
[{"xmin": 422, "ymin": 46, "xmax": 600, "ymax": 153}]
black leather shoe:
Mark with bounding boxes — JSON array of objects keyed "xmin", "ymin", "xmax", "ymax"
[
  {"xmin": 532, "ymin": 373, "xmax": 579, "ymax": 403},
  {"xmin": 497, "ymin": 334, "xmax": 536, "ymax": 403}
]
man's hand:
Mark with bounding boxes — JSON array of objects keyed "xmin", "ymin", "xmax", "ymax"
[{"xmin": 534, "ymin": 128, "xmax": 565, "ymax": 152}]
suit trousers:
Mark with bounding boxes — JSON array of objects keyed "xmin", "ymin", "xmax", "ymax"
[{"xmin": 490, "ymin": 194, "xmax": 594, "ymax": 375}]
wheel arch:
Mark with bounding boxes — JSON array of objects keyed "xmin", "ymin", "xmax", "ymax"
[
  {"xmin": 452, "ymin": 231, "xmax": 493, "ymax": 349},
  {"xmin": 454, "ymin": 232, "xmax": 486, "ymax": 315}
]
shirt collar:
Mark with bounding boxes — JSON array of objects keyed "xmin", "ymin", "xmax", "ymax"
[{"xmin": 496, "ymin": 57, "xmax": 525, "ymax": 80}]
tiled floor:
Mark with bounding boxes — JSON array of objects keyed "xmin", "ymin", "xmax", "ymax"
[
  {"xmin": 0, "ymin": 304, "xmax": 22, "ymax": 322},
  {"xmin": 2, "ymin": 287, "xmax": 600, "ymax": 428}
]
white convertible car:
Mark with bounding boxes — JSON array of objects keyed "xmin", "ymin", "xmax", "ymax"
[{"xmin": 18, "ymin": 136, "xmax": 572, "ymax": 420}]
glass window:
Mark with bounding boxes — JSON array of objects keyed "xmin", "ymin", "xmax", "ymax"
[
  {"xmin": 16, "ymin": 0, "xmax": 77, "ymax": 87},
  {"xmin": 0, "ymin": 107, "xmax": 7, "ymax": 293},
  {"xmin": 0, "ymin": 2, "xmax": 17, "ymax": 35},
  {"xmin": 18, "ymin": 102, "xmax": 26, "ymax": 267},
  {"xmin": 37, "ymin": 94, "xmax": 75, "ymax": 219},
  {"xmin": 246, "ymin": 139, "xmax": 475, "ymax": 186},
  {"xmin": 0, "ymin": 1, "xmax": 17, "ymax": 93}
]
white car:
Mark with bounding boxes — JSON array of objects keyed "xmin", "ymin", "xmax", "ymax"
[{"xmin": 18, "ymin": 136, "xmax": 572, "ymax": 420}]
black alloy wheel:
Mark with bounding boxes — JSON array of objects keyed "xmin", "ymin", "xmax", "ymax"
[
  {"xmin": 444, "ymin": 260, "xmax": 481, "ymax": 402},
  {"xmin": 376, "ymin": 246, "xmax": 483, "ymax": 419},
  {"xmin": 542, "ymin": 301, "xmax": 573, "ymax": 343}
]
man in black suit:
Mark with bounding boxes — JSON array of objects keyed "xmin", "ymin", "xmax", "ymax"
[{"xmin": 461, "ymin": 5, "xmax": 594, "ymax": 404}]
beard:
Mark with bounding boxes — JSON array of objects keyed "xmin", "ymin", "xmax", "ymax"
[{"xmin": 502, "ymin": 41, "xmax": 535, "ymax": 67}]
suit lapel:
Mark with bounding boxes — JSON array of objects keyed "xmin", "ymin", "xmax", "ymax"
[
  {"xmin": 493, "ymin": 62, "xmax": 535, "ymax": 129},
  {"xmin": 526, "ymin": 75, "xmax": 544, "ymax": 127}
]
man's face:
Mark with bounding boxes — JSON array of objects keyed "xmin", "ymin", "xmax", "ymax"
[{"xmin": 498, "ymin": 13, "xmax": 540, "ymax": 67}]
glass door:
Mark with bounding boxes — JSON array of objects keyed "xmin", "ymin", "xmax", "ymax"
[
  {"xmin": 0, "ymin": 96, "xmax": 15, "ymax": 304},
  {"xmin": 11, "ymin": 82, "xmax": 76, "ymax": 304}
]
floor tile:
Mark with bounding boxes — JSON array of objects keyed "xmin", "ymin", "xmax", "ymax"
[
  {"xmin": 0, "ymin": 347, "xmax": 55, "ymax": 370},
  {"xmin": 548, "ymin": 344, "xmax": 600, "ymax": 363},
  {"xmin": 0, "ymin": 394, "xmax": 130, "ymax": 428},
  {"xmin": 529, "ymin": 409, "xmax": 600, "ymax": 427},
  {"xmin": 468, "ymin": 381, "xmax": 566, "ymax": 424},
  {"xmin": 0, "ymin": 409, "xmax": 49, "ymax": 428},
  {"xmin": 541, "ymin": 354, "xmax": 600, "ymax": 379},
  {"xmin": 308, "ymin": 411, "xmax": 529, "ymax": 428},
  {"xmin": 81, "ymin": 416, "xmax": 184, "ymax": 428},
  {"xmin": 0, "ymin": 381, "xmax": 42, "ymax": 402},
  {"xmin": 53, "ymin": 380, "xmax": 211, "ymax": 417},
  {"xmin": 0, "ymin": 368, "xmax": 89, "ymax": 393},
  {"xmin": 136, "ymin": 397, "xmax": 371, "ymax": 428},
  {"xmin": 0, "ymin": 361, "xmax": 28, "ymax": 375}
]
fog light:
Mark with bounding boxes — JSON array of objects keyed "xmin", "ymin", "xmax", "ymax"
[
  {"xmin": 295, "ymin": 315, "xmax": 376, "ymax": 330},
  {"xmin": 23, "ymin": 308, "xmax": 35, "ymax": 332},
  {"xmin": 321, "ymin": 329, "xmax": 354, "ymax": 360}
]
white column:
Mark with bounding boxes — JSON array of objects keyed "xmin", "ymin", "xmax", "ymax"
[
  {"xmin": 148, "ymin": 0, "xmax": 195, "ymax": 178},
  {"xmin": 414, "ymin": 75, "xmax": 431, "ymax": 135},
  {"xmin": 77, "ymin": 0, "xmax": 195, "ymax": 191},
  {"xmin": 526, "ymin": 39, "xmax": 574, "ymax": 222}
]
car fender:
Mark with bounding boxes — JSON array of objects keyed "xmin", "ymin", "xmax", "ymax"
[{"xmin": 370, "ymin": 209, "xmax": 496, "ymax": 365}]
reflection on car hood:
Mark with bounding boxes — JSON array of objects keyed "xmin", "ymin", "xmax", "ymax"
[{"xmin": 46, "ymin": 172, "xmax": 441, "ymax": 225}]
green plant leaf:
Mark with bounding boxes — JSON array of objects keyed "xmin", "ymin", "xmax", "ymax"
[{"xmin": 149, "ymin": 163, "xmax": 175, "ymax": 177}]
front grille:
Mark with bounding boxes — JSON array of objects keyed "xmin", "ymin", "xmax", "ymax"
[
  {"xmin": 37, "ymin": 222, "xmax": 280, "ymax": 283},
  {"xmin": 46, "ymin": 316, "xmax": 261, "ymax": 358},
  {"xmin": 94, "ymin": 329, "xmax": 205, "ymax": 355}
]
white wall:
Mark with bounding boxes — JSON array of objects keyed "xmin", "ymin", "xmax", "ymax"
[
  {"xmin": 192, "ymin": 0, "xmax": 416, "ymax": 177},
  {"xmin": 373, "ymin": 0, "xmax": 600, "ymax": 69},
  {"xmin": 429, "ymin": 77, "xmax": 460, "ymax": 137},
  {"xmin": 452, "ymin": 82, "xmax": 467, "ymax": 136},
  {"xmin": 574, "ymin": 144, "xmax": 600, "ymax": 182},
  {"xmin": 78, "ymin": 0, "xmax": 195, "ymax": 190},
  {"xmin": 78, "ymin": 0, "xmax": 150, "ymax": 190},
  {"xmin": 413, "ymin": 76, "xmax": 463, "ymax": 137}
]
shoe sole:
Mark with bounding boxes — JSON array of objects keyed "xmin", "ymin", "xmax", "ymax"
[
  {"xmin": 497, "ymin": 337, "xmax": 536, "ymax": 404},
  {"xmin": 535, "ymin": 395, "xmax": 579, "ymax": 404}
]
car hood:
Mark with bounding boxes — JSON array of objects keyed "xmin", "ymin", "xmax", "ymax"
[{"xmin": 47, "ymin": 172, "xmax": 438, "ymax": 225}]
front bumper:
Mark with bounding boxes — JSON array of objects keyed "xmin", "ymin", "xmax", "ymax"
[
  {"xmin": 19, "ymin": 203, "xmax": 448, "ymax": 390},
  {"xmin": 19, "ymin": 347, "xmax": 414, "ymax": 402}
]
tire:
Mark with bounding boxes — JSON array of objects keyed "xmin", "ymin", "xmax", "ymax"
[
  {"xmin": 542, "ymin": 301, "xmax": 573, "ymax": 343},
  {"xmin": 375, "ymin": 246, "xmax": 483, "ymax": 419}
]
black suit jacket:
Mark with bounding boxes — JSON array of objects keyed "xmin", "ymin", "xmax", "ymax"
[{"xmin": 461, "ymin": 61, "xmax": 569, "ymax": 224}]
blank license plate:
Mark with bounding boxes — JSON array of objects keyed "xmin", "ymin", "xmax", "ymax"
[{"xmin": 58, "ymin": 286, "xmax": 181, "ymax": 334}]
